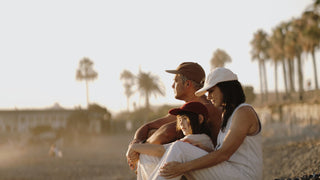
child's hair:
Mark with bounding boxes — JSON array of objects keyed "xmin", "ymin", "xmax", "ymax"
[{"xmin": 176, "ymin": 111, "xmax": 211, "ymax": 137}]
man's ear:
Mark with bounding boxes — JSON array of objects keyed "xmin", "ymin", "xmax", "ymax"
[
  {"xmin": 186, "ymin": 80, "xmax": 190, "ymax": 86},
  {"xmin": 198, "ymin": 114, "xmax": 204, "ymax": 124}
]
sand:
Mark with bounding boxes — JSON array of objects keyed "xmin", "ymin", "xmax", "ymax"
[{"xmin": 0, "ymin": 130, "xmax": 319, "ymax": 180}]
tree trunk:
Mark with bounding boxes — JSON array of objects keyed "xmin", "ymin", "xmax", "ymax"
[
  {"xmin": 127, "ymin": 98, "xmax": 130, "ymax": 112},
  {"xmin": 311, "ymin": 50, "xmax": 319, "ymax": 90},
  {"xmin": 86, "ymin": 80, "xmax": 89, "ymax": 108},
  {"xmin": 275, "ymin": 62, "xmax": 279, "ymax": 100},
  {"xmin": 258, "ymin": 61, "xmax": 264, "ymax": 103},
  {"xmin": 262, "ymin": 60, "xmax": 268, "ymax": 102},
  {"xmin": 296, "ymin": 54, "xmax": 304, "ymax": 100},
  {"xmin": 282, "ymin": 59, "xmax": 289, "ymax": 97},
  {"xmin": 288, "ymin": 58, "xmax": 295, "ymax": 93},
  {"xmin": 145, "ymin": 91, "xmax": 150, "ymax": 110}
]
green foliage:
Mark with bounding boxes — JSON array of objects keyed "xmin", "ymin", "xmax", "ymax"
[
  {"xmin": 76, "ymin": 57, "xmax": 98, "ymax": 81},
  {"xmin": 120, "ymin": 69, "xmax": 165, "ymax": 110},
  {"xmin": 210, "ymin": 48, "xmax": 232, "ymax": 69}
]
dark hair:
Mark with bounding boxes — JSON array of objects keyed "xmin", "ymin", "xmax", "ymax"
[
  {"xmin": 216, "ymin": 80, "xmax": 246, "ymax": 131},
  {"xmin": 176, "ymin": 111, "xmax": 211, "ymax": 137}
]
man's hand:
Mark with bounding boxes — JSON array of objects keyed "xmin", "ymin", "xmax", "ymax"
[
  {"xmin": 126, "ymin": 139, "xmax": 141, "ymax": 170},
  {"xmin": 159, "ymin": 161, "xmax": 185, "ymax": 178}
]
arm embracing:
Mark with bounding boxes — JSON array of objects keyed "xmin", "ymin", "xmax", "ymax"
[
  {"xmin": 126, "ymin": 114, "xmax": 176, "ymax": 169},
  {"xmin": 132, "ymin": 114, "xmax": 176, "ymax": 144},
  {"xmin": 160, "ymin": 106, "xmax": 259, "ymax": 177},
  {"xmin": 131, "ymin": 143, "xmax": 165, "ymax": 157}
]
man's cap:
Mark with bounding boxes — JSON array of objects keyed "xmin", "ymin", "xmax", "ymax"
[
  {"xmin": 169, "ymin": 101, "xmax": 208, "ymax": 119},
  {"xmin": 195, "ymin": 67, "xmax": 238, "ymax": 96},
  {"xmin": 165, "ymin": 62, "xmax": 205, "ymax": 84}
]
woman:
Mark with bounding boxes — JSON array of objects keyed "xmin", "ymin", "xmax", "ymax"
[
  {"xmin": 153, "ymin": 67, "xmax": 263, "ymax": 180},
  {"xmin": 130, "ymin": 101, "xmax": 214, "ymax": 180}
]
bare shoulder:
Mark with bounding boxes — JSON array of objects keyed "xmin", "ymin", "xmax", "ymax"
[
  {"xmin": 233, "ymin": 105, "xmax": 259, "ymax": 135},
  {"xmin": 235, "ymin": 105, "xmax": 257, "ymax": 118}
]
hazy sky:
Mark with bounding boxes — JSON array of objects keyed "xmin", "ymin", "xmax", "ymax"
[{"xmin": 0, "ymin": 0, "xmax": 316, "ymax": 113}]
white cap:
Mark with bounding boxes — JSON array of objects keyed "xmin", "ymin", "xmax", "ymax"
[{"xmin": 195, "ymin": 67, "xmax": 238, "ymax": 96}]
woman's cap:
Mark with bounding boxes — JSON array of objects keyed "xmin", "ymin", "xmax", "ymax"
[
  {"xmin": 165, "ymin": 62, "xmax": 205, "ymax": 85},
  {"xmin": 195, "ymin": 67, "xmax": 238, "ymax": 96},
  {"xmin": 169, "ymin": 101, "xmax": 208, "ymax": 119}
]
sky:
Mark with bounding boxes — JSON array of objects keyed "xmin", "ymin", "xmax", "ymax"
[{"xmin": 0, "ymin": 0, "xmax": 317, "ymax": 114}]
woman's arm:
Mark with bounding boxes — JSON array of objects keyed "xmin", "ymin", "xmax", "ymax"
[
  {"xmin": 131, "ymin": 143, "xmax": 166, "ymax": 157},
  {"xmin": 180, "ymin": 137, "xmax": 214, "ymax": 153},
  {"xmin": 160, "ymin": 106, "xmax": 259, "ymax": 178}
]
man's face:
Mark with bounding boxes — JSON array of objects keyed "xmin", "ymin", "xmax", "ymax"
[{"xmin": 172, "ymin": 74, "xmax": 187, "ymax": 100}]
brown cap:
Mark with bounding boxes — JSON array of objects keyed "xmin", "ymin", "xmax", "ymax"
[
  {"xmin": 165, "ymin": 62, "xmax": 205, "ymax": 84},
  {"xmin": 169, "ymin": 101, "xmax": 208, "ymax": 119}
]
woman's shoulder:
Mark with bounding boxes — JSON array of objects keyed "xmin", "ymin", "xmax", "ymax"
[
  {"xmin": 233, "ymin": 104, "xmax": 261, "ymax": 135},
  {"xmin": 235, "ymin": 104, "xmax": 256, "ymax": 115}
]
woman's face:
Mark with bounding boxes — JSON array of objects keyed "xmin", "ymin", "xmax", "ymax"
[
  {"xmin": 177, "ymin": 115, "xmax": 192, "ymax": 135},
  {"xmin": 207, "ymin": 86, "xmax": 224, "ymax": 107}
]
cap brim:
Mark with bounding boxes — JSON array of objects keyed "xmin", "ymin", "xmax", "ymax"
[
  {"xmin": 195, "ymin": 85, "xmax": 212, "ymax": 97},
  {"xmin": 168, "ymin": 108, "xmax": 182, "ymax": 115},
  {"xmin": 165, "ymin": 70, "xmax": 179, "ymax": 74}
]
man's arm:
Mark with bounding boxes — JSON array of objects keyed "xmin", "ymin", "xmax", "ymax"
[
  {"xmin": 132, "ymin": 114, "xmax": 177, "ymax": 144},
  {"xmin": 126, "ymin": 114, "xmax": 177, "ymax": 170},
  {"xmin": 146, "ymin": 120, "xmax": 182, "ymax": 144}
]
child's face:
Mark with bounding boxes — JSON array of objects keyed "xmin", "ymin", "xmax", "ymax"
[{"xmin": 177, "ymin": 115, "xmax": 192, "ymax": 135}]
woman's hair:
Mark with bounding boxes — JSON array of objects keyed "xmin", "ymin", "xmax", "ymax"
[
  {"xmin": 216, "ymin": 80, "xmax": 246, "ymax": 131},
  {"xmin": 176, "ymin": 111, "xmax": 211, "ymax": 137}
]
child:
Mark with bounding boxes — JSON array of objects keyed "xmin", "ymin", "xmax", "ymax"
[{"xmin": 131, "ymin": 101, "xmax": 214, "ymax": 180}]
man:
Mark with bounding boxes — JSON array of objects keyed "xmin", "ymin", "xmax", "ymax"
[{"xmin": 126, "ymin": 62, "xmax": 222, "ymax": 170}]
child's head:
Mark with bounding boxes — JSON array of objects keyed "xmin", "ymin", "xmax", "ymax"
[{"xmin": 169, "ymin": 101, "xmax": 210, "ymax": 136}]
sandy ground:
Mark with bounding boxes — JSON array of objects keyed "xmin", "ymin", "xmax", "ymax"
[
  {"xmin": 0, "ymin": 134, "xmax": 137, "ymax": 180},
  {"xmin": 0, "ymin": 129, "xmax": 319, "ymax": 180}
]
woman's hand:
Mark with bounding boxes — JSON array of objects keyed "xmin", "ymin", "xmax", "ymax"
[{"xmin": 159, "ymin": 161, "xmax": 185, "ymax": 178}]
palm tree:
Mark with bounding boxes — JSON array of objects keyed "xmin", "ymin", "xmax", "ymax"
[
  {"xmin": 307, "ymin": 0, "xmax": 320, "ymax": 13},
  {"xmin": 76, "ymin": 57, "xmax": 98, "ymax": 107},
  {"xmin": 300, "ymin": 11, "xmax": 320, "ymax": 90},
  {"xmin": 281, "ymin": 22, "xmax": 296, "ymax": 93},
  {"xmin": 285, "ymin": 18, "xmax": 304, "ymax": 100},
  {"xmin": 210, "ymin": 49, "xmax": 232, "ymax": 70},
  {"xmin": 269, "ymin": 24, "xmax": 290, "ymax": 100},
  {"xmin": 120, "ymin": 70, "xmax": 135, "ymax": 111},
  {"xmin": 269, "ymin": 31, "xmax": 281, "ymax": 100},
  {"xmin": 137, "ymin": 70, "xmax": 165, "ymax": 110},
  {"xmin": 250, "ymin": 29, "xmax": 270, "ymax": 103}
]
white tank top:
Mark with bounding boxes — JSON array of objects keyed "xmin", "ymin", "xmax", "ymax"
[{"xmin": 216, "ymin": 103, "xmax": 263, "ymax": 179}]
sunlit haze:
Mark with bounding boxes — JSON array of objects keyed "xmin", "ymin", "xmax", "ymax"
[{"xmin": 0, "ymin": 0, "xmax": 316, "ymax": 114}]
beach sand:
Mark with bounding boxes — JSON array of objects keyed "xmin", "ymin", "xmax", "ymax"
[{"xmin": 0, "ymin": 130, "xmax": 319, "ymax": 180}]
